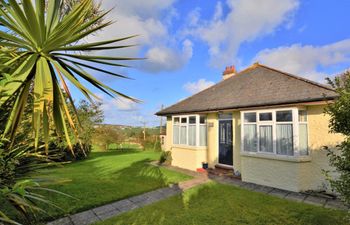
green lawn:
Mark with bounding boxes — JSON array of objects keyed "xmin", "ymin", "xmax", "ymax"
[
  {"xmin": 35, "ymin": 150, "xmax": 191, "ymax": 221},
  {"xmin": 96, "ymin": 182, "xmax": 348, "ymax": 225}
]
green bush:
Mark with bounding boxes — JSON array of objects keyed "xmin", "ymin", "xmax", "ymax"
[
  {"xmin": 159, "ymin": 151, "xmax": 172, "ymax": 165},
  {"xmin": 325, "ymin": 71, "xmax": 350, "ymax": 206},
  {"xmin": 0, "ymin": 139, "xmax": 67, "ymax": 225}
]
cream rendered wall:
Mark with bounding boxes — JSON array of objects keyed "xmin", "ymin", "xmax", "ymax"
[
  {"xmin": 299, "ymin": 105, "xmax": 344, "ymax": 191},
  {"xmin": 232, "ymin": 112, "xmax": 242, "ymax": 172},
  {"xmin": 241, "ymin": 105, "xmax": 344, "ymax": 192},
  {"xmin": 171, "ymin": 146, "xmax": 207, "ymax": 171},
  {"xmin": 207, "ymin": 113, "xmax": 218, "ymax": 168},
  {"xmin": 164, "ymin": 117, "xmax": 173, "ymax": 151}
]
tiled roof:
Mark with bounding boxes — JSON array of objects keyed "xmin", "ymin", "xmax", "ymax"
[{"xmin": 156, "ymin": 63, "xmax": 337, "ymax": 116}]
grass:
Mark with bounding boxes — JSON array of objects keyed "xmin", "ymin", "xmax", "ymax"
[
  {"xmin": 34, "ymin": 150, "xmax": 191, "ymax": 221},
  {"xmin": 95, "ymin": 182, "xmax": 349, "ymax": 225},
  {"xmin": 92, "ymin": 142, "xmax": 143, "ymax": 152}
]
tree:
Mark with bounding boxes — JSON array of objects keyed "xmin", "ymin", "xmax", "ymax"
[
  {"xmin": 0, "ymin": 1, "xmax": 139, "ymax": 223},
  {"xmin": 325, "ymin": 70, "xmax": 350, "ymax": 206},
  {"xmin": 0, "ymin": 0, "xmax": 139, "ymax": 154},
  {"xmin": 93, "ymin": 125, "xmax": 125, "ymax": 150},
  {"xmin": 75, "ymin": 99, "xmax": 104, "ymax": 145}
]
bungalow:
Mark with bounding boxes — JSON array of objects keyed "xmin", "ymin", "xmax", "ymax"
[{"xmin": 156, "ymin": 63, "xmax": 343, "ymax": 193}]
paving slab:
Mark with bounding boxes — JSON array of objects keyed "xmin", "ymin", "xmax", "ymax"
[
  {"xmin": 156, "ymin": 187, "xmax": 181, "ymax": 197},
  {"xmin": 135, "ymin": 197, "xmax": 159, "ymax": 207},
  {"xmin": 111, "ymin": 199, "xmax": 139, "ymax": 212},
  {"xmin": 147, "ymin": 190, "xmax": 168, "ymax": 200},
  {"xmin": 70, "ymin": 210, "xmax": 100, "ymax": 225},
  {"xmin": 128, "ymin": 193, "xmax": 150, "ymax": 203},
  {"xmin": 324, "ymin": 199, "xmax": 349, "ymax": 210},
  {"xmin": 109, "ymin": 199, "xmax": 134, "ymax": 209},
  {"xmin": 253, "ymin": 185, "xmax": 274, "ymax": 194},
  {"xmin": 92, "ymin": 203, "xmax": 115, "ymax": 217},
  {"xmin": 96, "ymin": 209, "xmax": 121, "ymax": 221},
  {"xmin": 46, "ymin": 217, "xmax": 73, "ymax": 225},
  {"xmin": 269, "ymin": 189, "xmax": 290, "ymax": 198},
  {"xmin": 284, "ymin": 192, "xmax": 307, "ymax": 202},
  {"xmin": 303, "ymin": 195, "xmax": 327, "ymax": 207},
  {"xmin": 241, "ymin": 182, "xmax": 259, "ymax": 191}
]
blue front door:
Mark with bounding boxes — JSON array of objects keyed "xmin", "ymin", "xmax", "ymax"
[{"xmin": 219, "ymin": 120, "xmax": 233, "ymax": 166}]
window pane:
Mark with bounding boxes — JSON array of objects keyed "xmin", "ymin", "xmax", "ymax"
[
  {"xmin": 299, "ymin": 124, "xmax": 308, "ymax": 155},
  {"xmin": 298, "ymin": 110, "xmax": 307, "ymax": 122},
  {"xmin": 200, "ymin": 116, "xmax": 206, "ymax": 124},
  {"xmin": 181, "ymin": 117, "xmax": 187, "ymax": 124},
  {"xmin": 276, "ymin": 110, "xmax": 293, "ymax": 122},
  {"xmin": 244, "ymin": 124, "xmax": 257, "ymax": 152},
  {"xmin": 220, "ymin": 123, "xmax": 226, "ymax": 144},
  {"xmin": 180, "ymin": 126, "xmax": 187, "ymax": 144},
  {"xmin": 227, "ymin": 122, "xmax": 232, "ymax": 144},
  {"xmin": 173, "ymin": 125, "xmax": 179, "ymax": 144},
  {"xmin": 276, "ymin": 124, "xmax": 293, "ymax": 155},
  {"xmin": 259, "ymin": 125, "xmax": 273, "ymax": 152},
  {"xmin": 188, "ymin": 125, "xmax": 196, "ymax": 146},
  {"xmin": 189, "ymin": 116, "xmax": 196, "ymax": 124},
  {"xmin": 259, "ymin": 112, "xmax": 272, "ymax": 121},
  {"xmin": 200, "ymin": 125, "xmax": 207, "ymax": 146},
  {"xmin": 174, "ymin": 117, "xmax": 179, "ymax": 124},
  {"xmin": 244, "ymin": 112, "xmax": 256, "ymax": 123}
]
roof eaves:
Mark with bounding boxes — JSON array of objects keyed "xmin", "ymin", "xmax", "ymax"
[{"xmin": 155, "ymin": 96, "xmax": 337, "ymax": 116}]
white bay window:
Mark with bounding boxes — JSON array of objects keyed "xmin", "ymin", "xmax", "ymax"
[
  {"xmin": 241, "ymin": 108, "xmax": 309, "ymax": 157},
  {"xmin": 173, "ymin": 115, "xmax": 207, "ymax": 147}
]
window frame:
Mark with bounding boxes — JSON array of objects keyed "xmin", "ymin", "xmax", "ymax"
[
  {"xmin": 241, "ymin": 107, "xmax": 308, "ymax": 159},
  {"xmin": 172, "ymin": 114, "xmax": 207, "ymax": 148},
  {"xmin": 298, "ymin": 109, "xmax": 309, "ymax": 156}
]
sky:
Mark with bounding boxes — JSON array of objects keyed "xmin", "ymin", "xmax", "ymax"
[{"xmin": 73, "ymin": 0, "xmax": 350, "ymax": 127}]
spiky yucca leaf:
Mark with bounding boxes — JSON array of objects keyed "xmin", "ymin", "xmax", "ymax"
[{"xmin": 0, "ymin": 0, "xmax": 138, "ymax": 153}]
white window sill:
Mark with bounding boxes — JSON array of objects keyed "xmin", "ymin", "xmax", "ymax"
[
  {"xmin": 172, "ymin": 144, "xmax": 207, "ymax": 151},
  {"xmin": 240, "ymin": 151, "xmax": 311, "ymax": 162}
]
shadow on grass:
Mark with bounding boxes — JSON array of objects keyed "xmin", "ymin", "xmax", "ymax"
[
  {"xmin": 89, "ymin": 149, "xmax": 142, "ymax": 158},
  {"xmin": 101, "ymin": 182, "xmax": 348, "ymax": 225},
  {"xmin": 35, "ymin": 154, "xmax": 171, "ymax": 223}
]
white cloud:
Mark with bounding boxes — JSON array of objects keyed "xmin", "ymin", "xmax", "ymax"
[
  {"xmin": 185, "ymin": 0, "xmax": 299, "ymax": 67},
  {"xmin": 187, "ymin": 7, "xmax": 201, "ymax": 27},
  {"xmin": 95, "ymin": 93, "xmax": 161, "ymax": 126},
  {"xmin": 143, "ymin": 39, "xmax": 193, "ymax": 73},
  {"xmin": 114, "ymin": 98, "xmax": 139, "ymax": 111},
  {"xmin": 183, "ymin": 79, "xmax": 215, "ymax": 94},
  {"xmin": 254, "ymin": 39, "xmax": 350, "ymax": 81},
  {"xmin": 98, "ymin": 94, "xmax": 138, "ymax": 112},
  {"xmin": 87, "ymin": 0, "xmax": 191, "ymax": 73}
]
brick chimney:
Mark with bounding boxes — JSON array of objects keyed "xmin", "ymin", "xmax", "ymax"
[{"xmin": 222, "ymin": 65, "xmax": 236, "ymax": 80}]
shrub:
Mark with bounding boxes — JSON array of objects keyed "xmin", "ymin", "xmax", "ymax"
[
  {"xmin": 0, "ymin": 139, "xmax": 68, "ymax": 224},
  {"xmin": 159, "ymin": 151, "xmax": 172, "ymax": 165},
  {"xmin": 325, "ymin": 71, "xmax": 350, "ymax": 206}
]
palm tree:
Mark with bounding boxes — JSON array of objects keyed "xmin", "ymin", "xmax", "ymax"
[{"xmin": 0, "ymin": 0, "xmax": 138, "ymax": 153}]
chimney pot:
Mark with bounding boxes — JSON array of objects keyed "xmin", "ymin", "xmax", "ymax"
[{"xmin": 222, "ymin": 65, "xmax": 236, "ymax": 80}]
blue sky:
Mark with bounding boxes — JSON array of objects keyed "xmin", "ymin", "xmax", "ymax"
[{"xmin": 75, "ymin": 0, "xmax": 350, "ymax": 126}]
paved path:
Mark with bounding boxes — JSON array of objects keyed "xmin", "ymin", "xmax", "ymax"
[
  {"xmin": 47, "ymin": 165, "xmax": 347, "ymax": 225},
  {"xmin": 47, "ymin": 173, "xmax": 209, "ymax": 225},
  {"xmin": 163, "ymin": 165, "xmax": 348, "ymax": 210}
]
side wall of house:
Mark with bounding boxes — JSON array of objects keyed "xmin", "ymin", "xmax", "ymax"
[
  {"xmin": 299, "ymin": 105, "xmax": 344, "ymax": 190},
  {"xmin": 240, "ymin": 105, "xmax": 344, "ymax": 192}
]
